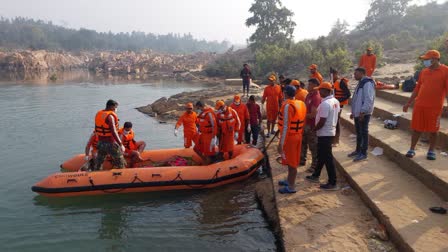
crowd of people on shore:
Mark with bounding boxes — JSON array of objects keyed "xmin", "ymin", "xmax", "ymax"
[{"xmin": 82, "ymin": 47, "xmax": 448, "ymax": 196}]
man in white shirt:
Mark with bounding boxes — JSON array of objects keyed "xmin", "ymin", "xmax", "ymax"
[{"xmin": 305, "ymin": 82, "xmax": 340, "ymax": 190}]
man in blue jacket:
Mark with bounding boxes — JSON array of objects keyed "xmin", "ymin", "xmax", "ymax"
[{"xmin": 348, "ymin": 67, "xmax": 375, "ymax": 162}]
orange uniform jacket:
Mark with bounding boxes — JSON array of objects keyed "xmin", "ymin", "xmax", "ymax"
[
  {"xmin": 295, "ymin": 88, "xmax": 308, "ymax": 102},
  {"xmin": 310, "ymin": 72, "xmax": 323, "ymax": 85},
  {"xmin": 278, "ymin": 99, "xmax": 307, "ymax": 168},
  {"xmin": 359, "ymin": 54, "xmax": 377, "ymax": 77},
  {"xmin": 217, "ymin": 107, "xmax": 241, "ymax": 153},
  {"xmin": 195, "ymin": 107, "xmax": 217, "ymax": 156},
  {"xmin": 230, "ymin": 102, "xmax": 249, "ymax": 143},
  {"xmin": 263, "ymin": 84, "xmax": 282, "ymax": 121},
  {"xmin": 118, "ymin": 128, "xmax": 137, "ymax": 152}
]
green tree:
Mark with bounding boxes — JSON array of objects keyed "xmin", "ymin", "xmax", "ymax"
[
  {"xmin": 254, "ymin": 44, "xmax": 290, "ymax": 76},
  {"xmin": 358, "ymin": 0, "xmax": 411, "ymax": 32},
  {"xmin": 245, "ymin": 0, "xmax": 296, "ymax": 51}
]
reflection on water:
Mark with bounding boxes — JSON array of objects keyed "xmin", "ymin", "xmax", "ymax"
[{"xmin": 0, "ymin": 81, "xmax": 276, "ymax": 252}]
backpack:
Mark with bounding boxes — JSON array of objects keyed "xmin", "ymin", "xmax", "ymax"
[{"xmin": 402, "ymin": 78, "xmax": 416, "ymax": 92}]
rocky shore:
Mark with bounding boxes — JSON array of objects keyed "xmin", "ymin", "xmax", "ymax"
[
  {"xmin": 136, "ymin": 84, "xmax": 262, "ymax": 122},
  {"xmin": 0, "ymin": 49, "xmax": 218, "ymax": 81}
]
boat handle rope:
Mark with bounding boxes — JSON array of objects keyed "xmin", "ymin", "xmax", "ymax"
[
  {"xmin": 88, "ymin": 173, "xmax": 144, "ymax": 194},
  {"xmin": 171, "ymin": 168, "xmax": 221, "ymax": 189}
]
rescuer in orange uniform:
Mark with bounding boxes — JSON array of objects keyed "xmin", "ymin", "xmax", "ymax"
[
  {"xmin": 94, "ymin": 99, "xmax": 126, "ymax": 170},
  {"xmin": 175, "ymin": 102, "xmax": 198, "ymax": 148},
  {"xmin": 262, "ymin": 74, "xmax": 282, "ymax": 138},
  {"xmin": 118, "ymin": 121, "xmax": 146, "ymax": 168},
  {"xmin": 359, "ymin": 47, "xmax": 377, "ymax": 77},
  {"xmin": 277, "ymin": 85, "xmax": 307, "ymax": 194},
  {"xmin": 403, "ymin": 50, "xmax": 448, "ymax": 160},
  {"xmin": 194, "ymin": 101, "xmax": 218, "ymax": 164},
  {"xmin": 216, "ymin": 100, "xmax": 241, "ymax": 160},
  {"xmin": 309, "ymin": 64, "xmax": 323, "ymax": 85},
  {"xmin": 230, "ymin": 95, "xmax": 250, "ymax": 144},
  {"xmin": 292, "ymin": 79, "xmax": 308, "ymax": 102},
  {"xmin": 331, "ymin": 68, "xmax": 351, "ymax": 145}
]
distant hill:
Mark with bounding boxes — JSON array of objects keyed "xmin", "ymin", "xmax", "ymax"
[{"xmin": 0, "ymin": 17, "xmax": 230, "ymax": 54}]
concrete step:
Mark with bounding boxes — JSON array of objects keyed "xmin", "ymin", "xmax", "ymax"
[
  {"xmin": 376, "ymin": 89, "xmax": 448, "ymax": 118},
  {"xmin": 339, "ymin": 105, "xmax": 448, "ymax": 201},
  {"xmin": 334, "ymin": 129, "xmax": 448, "ymax": 252},
  {"xmin": 369, "ymin": 96, "xmax": 448, "ymax": 149}
]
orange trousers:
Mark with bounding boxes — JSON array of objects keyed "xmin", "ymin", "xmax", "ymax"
[
  {"xmin": 281, "ymin": 135, "xmax": 302, "ymax": 168},
  {"xmin": 219, "ymin": 133, "xmax": 235, "ymax": 153},
  {"xmin": 194, "ymin": 133, "xmax": 216, "ymax": 156}
]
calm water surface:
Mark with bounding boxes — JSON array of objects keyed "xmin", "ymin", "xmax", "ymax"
[{"xmin": 0, "ymin": 80, "xmax": 276, "ymax": 251}]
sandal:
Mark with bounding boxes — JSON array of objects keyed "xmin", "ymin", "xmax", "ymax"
[
  {"xmin": 405, "ymin": 149, "xmax": 415, "ymax": 158},
  {"xmin": 278, "ymin": 186, "xmax": 296, "ymax": 194},
  {"xmin": 278, "ymin": 180, "xmax": 289, "ymax": 186},
  {"xmin": 427, "ymin": 151, "xmax": 436, "ymax": 160}
]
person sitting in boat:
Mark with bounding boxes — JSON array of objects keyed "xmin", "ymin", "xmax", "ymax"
[
  {"xmin": 194, "ymin": 101, "xmax": 218, "ymax": 164},
  {"xmin": 215, "ymin": 100, "xmax": 241, "ymax": 161},
  {"xmin": 94, "ymin": 99, "xmax": 127, "ymax": 170},
  {"xmin": 174, "ymin": 102, "xmax": 198, "ymax": 148},
  {"xmin": 82, "ymin": 131, "xmax": 99, "ymax": 171},
  {"xmin": 118, "ymin": 121, "xmax": 146, "ymax": 168}
]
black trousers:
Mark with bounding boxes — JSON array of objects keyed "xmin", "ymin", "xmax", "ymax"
[{"xmin": 312, "ymin": 136, "xmax": 337, "ymax": 185}]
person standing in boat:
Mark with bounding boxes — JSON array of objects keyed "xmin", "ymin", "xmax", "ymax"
[
  {"xmin": 215, "ymin": 100, "xmax": 241, "ymax": 161},
  {"xmin": 194, "ymin": 101, "xmax": 218, "ymax": 164},
  {"xmin": 93, "ymin": 99, "xmax": 126, "ymax": 170},
  {"xmin": 118, "ymin": 122, "xmax": 146, "ymax": 168},
  {"xmin": 175, "ymin": 102, "xmax": 198, "ymax": 148}
]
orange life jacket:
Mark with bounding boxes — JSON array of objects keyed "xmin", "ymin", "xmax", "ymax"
[
  {"xmin": 118, "ymin": 128, "xmax": 136, "ymax": 150},
  {"xmin": 94, "ymin": 110, "xmax": 119, "ymax": 137},
  {"xmin": 91, "ymin": 132, "xmax": 99, "ymax": 151},
  {"xmin": 197, "ymin": 107, "xmax": 216, "ymax": 134},
  {"xmin": 217, "ymin": 107, "xmax": 238, "ymax": 134},
  {"xmin": 278, "ymin": 99, "xmax": 306, "ymax": 136},
  {"xmin": 334, "ymin": 78, "xmax": 350, "ymax": 105}
]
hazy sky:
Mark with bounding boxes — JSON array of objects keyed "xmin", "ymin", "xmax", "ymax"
[{"xmin": 0, "ymin": 0, "xmax": 445, "ymax": 44}]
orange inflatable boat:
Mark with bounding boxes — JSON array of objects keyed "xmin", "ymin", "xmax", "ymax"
[{"xmin": 32, "ymin": 145, "xmax": 264, "ymax": 197}]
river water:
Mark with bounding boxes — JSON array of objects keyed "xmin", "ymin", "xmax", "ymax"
[{"xmin": 0, "ymin": 80, "xmax": 276, "ymax": 251}]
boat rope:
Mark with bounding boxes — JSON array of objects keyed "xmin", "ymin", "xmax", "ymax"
[
  {"xmin": 88, "ymin": 173, "xmax": 144, "ymax": 194},
  {"xmin": 170, "ymin": 168, "xmax": 221, "ymax": 189}
]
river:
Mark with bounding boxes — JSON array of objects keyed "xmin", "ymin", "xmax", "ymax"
[{"xmin": 0, "ymin": 80, "xmax": 276, "ymax": 251}]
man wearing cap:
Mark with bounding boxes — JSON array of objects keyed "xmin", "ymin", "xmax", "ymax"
[
  {"xmin": 305, "ymin": 82, "xmax": 340, "ymax": 191},
  {"xmin": 359, "ymin": 47, "xmax": 377, "ymax": 77},
  {"xmin": 309, "ymin": 64, "xmax": 323, "ymax": 85},
  {"xmin": 348, "ymin": 67, "xmax": 375, "ymax": 162},
  {"xmin": 277, "ymin": 85, "xmax": 306, "ymax": 194},
  {"xmin": 240, "ymin": 64, "xmax": 253, "ymax": 97},
  {"xmin": 292, "ymin": 79, "xmax": 308, "ymax": 102},
  {"xmin": 403, "ymin": 50, "xmax": 448, "ymax": 160},
  {"xmin": 230, "ymin": 95, "xmax": 250, "ymax": 144},
  {"xmin": 194, "ymin": 101, "xmax": 218, "ymax": 164},
  {"xmin": 301, "ymin": 78, "xmax": 321, "ymax": 171},
  {"xmin": 215, "ymin": 100, "xmax": 241, "ymax": 160},
  {"xmin": 262, "ymin": 74, "xmax": 283, "ymax": 138},
  {"xmin": 175, "ymin": 102, "xmax": 198, "ymax": 148}
]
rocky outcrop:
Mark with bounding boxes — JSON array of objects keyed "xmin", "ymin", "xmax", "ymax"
[
  {"xmin": 88, "ymin": 50, "xmax": 216, "ymax": 77},
  {"xmin": 137, "ymin": 85, "xmax": 243, "ymax": 121},
  {"xmin": 0, "ymin": 50, "xmax": 88, "ymax": 73}
]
